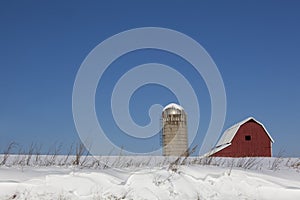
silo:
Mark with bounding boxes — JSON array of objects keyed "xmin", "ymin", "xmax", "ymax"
[{"xmin": 162, "ymin": 103, "xmax": 188, "ymax": 156}]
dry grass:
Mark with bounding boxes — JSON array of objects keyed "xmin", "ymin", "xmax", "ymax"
[{"xmin": 0, "ymin": 142, "xmax": 299, "ymax": 172}]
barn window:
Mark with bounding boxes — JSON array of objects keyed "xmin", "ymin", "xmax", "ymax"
[{"xmin": 245, "ymin": 135, "xmax": 251, "ymax": 141}]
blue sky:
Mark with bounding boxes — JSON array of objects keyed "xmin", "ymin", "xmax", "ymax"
[{"xmin": 0, "ymin": 1, "xmax": 299, "ymax": 156}]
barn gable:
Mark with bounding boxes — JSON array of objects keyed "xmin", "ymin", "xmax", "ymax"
[
  {"xmin": 205, "ymin": 117, "xmax": 274, "ymax": 157},
  {"xmin": 217, "ymin": 117, "xmax": 274, "ymax": 147}
]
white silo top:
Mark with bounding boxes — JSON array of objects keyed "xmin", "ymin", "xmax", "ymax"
[{"xmin": 163, "ymin": 103, "xmax": 184, "ymax": 111}]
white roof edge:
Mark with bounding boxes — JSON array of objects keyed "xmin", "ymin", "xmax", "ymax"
[
  {"xmin": 203, "ymin": 143, "xmax": 231, "ymax": 157},
  {"xmin": 163, "ymin": 103, "xmax": 184, "ymax": 111},
  {"xmin": 248, "ymin": 117, "xmax": 274, "ymax": 143}
]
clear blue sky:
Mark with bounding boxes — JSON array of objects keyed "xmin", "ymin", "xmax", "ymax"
[{"xmin": 0, "ymin": 1, "xmax": 299, "ymax": 156}]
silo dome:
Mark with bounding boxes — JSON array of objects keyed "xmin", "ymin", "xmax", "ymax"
[{"xmin": 163, "ymin": 103, "xmax": 184, "ymax": 115}]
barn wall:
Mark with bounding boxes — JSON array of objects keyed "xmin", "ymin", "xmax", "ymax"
[{"xmin": 212, "ymin": 120, "xmax": 272, "ymax": 157}]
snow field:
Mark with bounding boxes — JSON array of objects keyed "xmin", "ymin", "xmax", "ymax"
[{"xmin": 0, "ymin": 156, "xmax": 299, "ymax": 200}]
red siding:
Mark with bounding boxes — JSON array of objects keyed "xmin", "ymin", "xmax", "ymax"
[{"xmin": 212, "ymin": 120, "xmax": 272, "ymax": 157}]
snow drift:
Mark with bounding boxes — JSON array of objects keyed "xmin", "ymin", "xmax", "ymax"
[{"xmin": 0, "ymin": 157, "xmax": 299, "ymax": 200}]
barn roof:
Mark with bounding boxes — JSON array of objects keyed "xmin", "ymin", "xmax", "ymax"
[
  {"xmin": 216, "ymin": 117, "xmax": 274, "ymax": 147},
  {"xmin": 205, "ymin": 117, "xmax": 274, "ymax": 157},
  {"xmin": 203, "ymin": 143, "xmax": 231, "ymax": 157}
]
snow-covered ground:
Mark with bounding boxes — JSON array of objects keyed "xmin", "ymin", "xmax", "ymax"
[{"xmin": 0, "ymin": 156, "xmax": 299, "ymax": 200}]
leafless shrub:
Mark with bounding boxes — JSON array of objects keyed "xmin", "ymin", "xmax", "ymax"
[
  {"xmin": 168, "ymin": 157, "xmax": 180, "ymax": 172},
  {"xmin": 44, "ymin": 142, "xmax": 62, "ymax": 166},
  {"xmin": 111, "ymin": 148, "xmax": 125, "ymax": 168},
  {"xmin": 269, "ymin": 158, "xmax": 283, "ymax": 171},
  {"xmin": 1, "ymin": 142, "xmax": 17, "ymax": 165},
  {"xmin": 285, "ymin": 157, "xmax": 291, "ymax": 167},
  {"xmin": 25, "ymin": 143, "xmax": 35, "ymax": 165},
  {"xmin": 73, "ymin": 142, "xmax": 86, "ymax": 165},
  {"xmin": 196, "ymin": 193, "xmax": 202, "ymax": 200},
  {"xmin": 199, "ymin": 156, "xmax": 214, "ymax": 166},
  {"xmin": 234, "ymin": 157, "xmax": 261, "ymax": 169},
  {"xmin": 243, "ymin": 157, "xmax": 262, "ymax": 169},
  {"xmin": 181, "ymin": 145, "xmax": 197, "ymax": 166},
  {"xmin": 144, "ymin": 156, "xmax": 153, "ymax": 167},
  {"xmin": 101, "ymin": 148, "xmax": 115, "ymax": 169},
  {"xmin": 11, "ymin": 145, "xmax": 24, "ymax": 165},
  {"xmin": 168, "ymin": 145, "xmax": 197, "ymax": 172},
  {"xmin": 1, "ymin": 141, "xmax": 300, "ymax": 173},
  {"xmin": 227, "ymin": 160, "xmax": 234, "ymax": 176},
  {"xmin": 8, "ymin": 193, "xmax": 17, "ymax": 199},
  {"xmin": 290, "ymin": 158, "xmax": 300, "ymax": 169},
  {"xmin": 57, "ymin": 143, "xmax": 73, "ymax": 166},
  {"xmin": 269, "ymin": 150, "xmax": 285, "ymax": 171},
  {"xmin": 153, "ymin": 174, "xmax": 173, "ymax": 187},
  {"xmin": 34, "ymin": 143, "xmax": 42, "ymax": 165},
  {"xmin": 79, "ymin": 150, "xmax": 90, "ymax": 167},
  {"xmin": 89, "ymin": 157, "xmax": 101, "ymax": 168}
]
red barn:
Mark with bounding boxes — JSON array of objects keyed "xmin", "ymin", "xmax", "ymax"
[{"xmin": 208, "ymin": 117, "xmax": 274, "ymax": 157}]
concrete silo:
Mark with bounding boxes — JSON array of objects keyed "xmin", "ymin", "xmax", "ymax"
[{"xmin": 162, "ymin": 103, "xmax": 188, "ymax": 156}]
